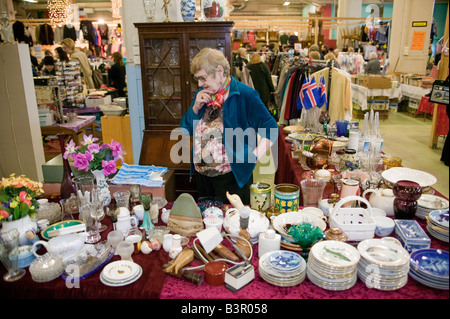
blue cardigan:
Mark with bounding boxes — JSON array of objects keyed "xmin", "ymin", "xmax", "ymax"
[{"xmin": 180, "ymin": 77, "xmax": 279, "ymax": 188}]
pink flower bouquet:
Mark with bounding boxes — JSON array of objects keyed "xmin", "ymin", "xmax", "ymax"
[{"xmin": 64, "ymin": 134, "xmax": 125, "ymax": 177}]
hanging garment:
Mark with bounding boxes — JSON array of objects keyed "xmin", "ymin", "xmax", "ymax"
[
  {"xmin": 13, "ymin": 21, "xmax": 25, "ymax": 43},
  {"xmin": 310, "ymin": 67, "xmax": 352, "ymax": 123},
  {"xmin": 39, "ymin": 24, "xmax": 54, "ymax": 45},
  {"xmin": 80, "ymin": 20, "xmax": 95, "ymax": 44},
  {"xmin": 63, "ymin": 24, "xmax": 77, "ymax": 41}
]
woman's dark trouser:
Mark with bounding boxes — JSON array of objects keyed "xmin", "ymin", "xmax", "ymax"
[{"xmin": 195, "ymin": 171, "xmax": 252, "ymax": 205}]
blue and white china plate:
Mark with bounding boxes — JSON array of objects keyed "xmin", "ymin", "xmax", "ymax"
[
  {"xmin": 429, "ymin": 210, "xmax": 449, "ymax": 229},
  {"xmin": 267, "ymin": 251, "xmax": 303, "ymax": 271},
  {"xmin": 410, "ymin": 249, "xmax": 449, "ymax": 279}
]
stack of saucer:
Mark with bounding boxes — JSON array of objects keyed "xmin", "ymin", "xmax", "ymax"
[
  {"xmin": 258, "ymin": 250, "xmax": 306, "ymax": 287},
  {"xmin": 409, "ymin": 249, "xmax": 449, "ymax": 290},
  {"xmin": 100, "ymin": 260, "xmax": 143, "ymax": 287},
  {"xmin": 426, "ymin": 210, "xmax": 449, "ymax": 242},
  {"xmin": 416, "ymin": 195, "xmax": 449, "ymax": 219},
  {"xmin": 306, "ymin": 241, "xmax": 360, "ymax": 291},
  {"xmin": 357, "ymin": 239, "xmax": 410, "ymax": 291}
]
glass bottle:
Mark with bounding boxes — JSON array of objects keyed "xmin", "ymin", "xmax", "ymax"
[{"xmin": 58, "ymin": 134, "xmax": 76, "ymax": 200}]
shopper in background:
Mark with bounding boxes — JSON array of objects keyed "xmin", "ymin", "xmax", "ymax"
[
  {"xmin": 247, "ymin": 52, "xmax": 275, "ymax": 108},
  {"xmin": 324, "ymin": 52, "xmax": 340, "ymax": 68},
  {"xmin": 108, "ymin": 51, "xmax": 127, "ymax": 97},
  {"xmin": 55, "ymin": 46, "xmax": 70, "ymax": 63},
  {"xmin": 180, "ymin": 48, "xmax": 278, "ymax": 205},
  {"xmin": 41, "ymin": 56, "xmax": 56, "ymax": 76},
  {"xmin": 309, "ymin": 50, "xmax": 321, "ymax": 60},
  {"xmin": 365, "ymin": 51, "xmax": 381, "ymax": 75},
  {"xmin": 321, "ymin": 44, "xmax": 329, "ymax": 58},
  {"xmin": 232, "ymin": 47, "xmax": 248, "ymax": 80},
  {"xmin": 61, "ymin": 38, "xmax": 95, "ymax": 89}
]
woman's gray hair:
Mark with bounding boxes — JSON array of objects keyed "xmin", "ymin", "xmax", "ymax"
[{"xmin": 190, "ymin": 48, "xmax": 230, "ymax": 77}]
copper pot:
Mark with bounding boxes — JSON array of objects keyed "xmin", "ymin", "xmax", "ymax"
[{"xmin": 306, "ymin": 153, "xmax": 331, "ymax": 170}]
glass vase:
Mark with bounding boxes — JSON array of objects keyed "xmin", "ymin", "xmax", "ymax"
[
  {"xmin": 142, "ymin": 0, "xmax": 156, "ymax": 22},
  {"xmin": 0, "ymin": 229, "xmax": 26, "ymax": 282},
  {"xmin": 393, "ymin": 180, "xmax": 422, "ymax": 219},
  {"xmin": 58, "ymin": 134, "xmax": 76, "ymax": 200}
]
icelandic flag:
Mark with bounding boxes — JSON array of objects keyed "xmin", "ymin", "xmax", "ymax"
[
  {"xmin": 299, "ymin": 76, "xmax": 320, "ymax": 110},
  {"xmin": 318, "ymin": 75, "xmax": 327, "ymax": 109}
]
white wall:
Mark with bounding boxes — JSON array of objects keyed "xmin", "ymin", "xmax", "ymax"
[{"xmin": 0, "ymin": 43, "xmax": 46, "ymax": 181}]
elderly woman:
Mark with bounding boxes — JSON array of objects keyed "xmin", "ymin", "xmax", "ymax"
[
  {"xmin": 61, "ymin": 38, "xmax": 95, "ymax": 89},
  {"xmin": 180, "ymin": 48, "xmax": 278, "ymax": 204},
  {"xmin": 365, "ymin": 51, "xmax": 381, "ymax": 75},
  {"xmin": 247, "ymin": 52, "xmax": 275, "ymax": 107}
]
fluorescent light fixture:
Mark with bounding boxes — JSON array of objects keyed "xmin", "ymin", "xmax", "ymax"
[
  {"xmin": 24, "ymin": 0, "xmax": 38, "ymax": 3},
  {"xmin": 283, "ymin": 1, "xmax": 291, "ymax": 5},
  {"xmin": 98, "ymin": 19, "xmax": 105, "ymax": 24}
]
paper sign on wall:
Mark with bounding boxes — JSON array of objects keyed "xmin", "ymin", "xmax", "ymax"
[{"xmin": 410, "ymin": 31, "xmax": 426, "ymax": 50}]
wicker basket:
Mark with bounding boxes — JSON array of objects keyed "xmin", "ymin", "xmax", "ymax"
[{"xmin": 329, "ymin": 195, "xmax": 376, "ymax": 242}]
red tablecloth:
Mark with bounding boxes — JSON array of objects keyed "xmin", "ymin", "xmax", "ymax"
[{"xmin": 417, "ymin": 96, "xmax": 449, "ymax": 136}]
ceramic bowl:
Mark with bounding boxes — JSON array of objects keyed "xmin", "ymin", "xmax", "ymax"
[
  {"xmin": 381, "ymin": 167, "xmax": 437, "ymax": 188},
  {"xmin": 272, "ymin": 211, "xmax": 327, "ymax": 243},
  {"xmin": 371, "ymin": 208, "xmax": 387, "ymax": 218},
  {"xmin": 18, "ymin": 245, "xmax": 36, "ymax": 268},
  {"xmin": 374, "ymin": 216, "xmax": 395, "ymax": 237}
]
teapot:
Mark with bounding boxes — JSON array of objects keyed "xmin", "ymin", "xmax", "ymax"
[
  {"xmin": 32, "ymin": 233, "xmax": 84, "ymax": 261},
  {"xmin": 116, "ymin": 207, "xmax": 139, "ymax": 235},
  {"xmin": 362, "ymin": 188, "xmax": 395, "ymax": 217}
]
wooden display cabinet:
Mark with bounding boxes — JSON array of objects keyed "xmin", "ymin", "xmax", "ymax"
[{"xmin": 135, "ymin": 22, "xmax": 234, "ymax": 199}]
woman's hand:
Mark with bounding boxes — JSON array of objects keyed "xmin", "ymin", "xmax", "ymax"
[{"xmin": 192, "ymin": 90, "xmax": 212, "ymax": 114}]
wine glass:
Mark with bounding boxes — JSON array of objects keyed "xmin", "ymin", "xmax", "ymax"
[
  {"xmin": 91, "ymin": 190, "xmax": 107, "ymax": 232},
  {"xmin": 80, "ymin": 202, "xmax": 101, "ymax": 244}
]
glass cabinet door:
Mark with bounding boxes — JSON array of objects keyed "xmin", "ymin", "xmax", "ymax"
[{"xmin": 142, "ymin": 37, "xmax": 182, "ymax": 125}]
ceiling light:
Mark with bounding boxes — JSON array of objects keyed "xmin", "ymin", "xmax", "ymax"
[
  {"xmin": 24, "ymin": 0, "xmax": 38, "ymax": 3},
  {"xmin": 284, "ymin": 2, "xmax": 291, "ymax": 5}
]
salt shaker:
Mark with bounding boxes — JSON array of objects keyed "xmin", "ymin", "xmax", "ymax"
[{"xmin": 258, "ymin": 229, "xmax": 280, "ymax": 258}]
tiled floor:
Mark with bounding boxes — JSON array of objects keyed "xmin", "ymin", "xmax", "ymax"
[{"xmin": 253, "ymin": 111, "xmax": 449, "ymax": 198}]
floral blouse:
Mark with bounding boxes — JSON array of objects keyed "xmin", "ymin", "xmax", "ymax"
[{"xmin": 193, "ymin": 107, "xmax": 231, "ymax": 177}]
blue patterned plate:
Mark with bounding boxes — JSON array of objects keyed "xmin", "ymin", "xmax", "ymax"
[
  {"xmin": 267, "ymin": 251, "xmax": 302, "ymax": 271},
  {"xmin": 429, "ymin": 210, "xmax": 449, "ymax": 229},
  {"xmin": 410, "ymin": 249, "xmax": 449, "ymax": 279}
]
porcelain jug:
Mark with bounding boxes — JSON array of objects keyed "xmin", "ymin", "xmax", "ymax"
[
  {"xmin": 116, "ymin": 207, "xmax": 139, "ymax": 235},
  {"xmin": 362, "ymin": 188, "xmax": 395, "ymax": 216},
  {"xmin": 32, "ymin": 233, "xmax": 84, "ymax": 260}
]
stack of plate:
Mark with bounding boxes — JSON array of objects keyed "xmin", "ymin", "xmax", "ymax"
[
  {"xmin": 258, "ymin": 250, "xmax": 306, "ymax": 287},
  {"xmin": 409, "ymin": 249, "xmax": 449, "ymax": 290},
  {"xmin": 426, "ymin": 210, "xmax": 449, "ymax": 242},
  {"xmin": 306, "ymin": 241, "xmax": 360, "ymax": 291},
  {"xmin": 357, "ymin": 239, "xmax": 410, "ymax": 291},
  {"xmin": 416, "ymin": 195, "xmax": 449, "ymax": 219},
  {"xmin": 100, "ymin": 260, "xmax": 143, "ymax": 287}
]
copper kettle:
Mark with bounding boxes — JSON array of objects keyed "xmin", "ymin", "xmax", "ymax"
[{"xmin": 305, "ymin": 137, "xmax": 333, "ymax": 170}]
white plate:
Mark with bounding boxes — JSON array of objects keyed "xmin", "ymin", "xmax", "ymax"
[
  {"xmin": 381, "ymin": 167, "xmax": 437, "ymax": 188},
  {"xmin": 223, "ymin": 208, "xmax": 269, "ymax": 243},
  {"xmin": 272, "ymin": 212, "xmax": 327, "ymax": 243},
  {"xmin": 100, "ymin": 265, "xmax": 142, "ymax": 287},
  {"xmin": 102, "ymin": 260, "xmax": 140, "ymax": 282},
  {"xmin": 310, "ymin": 240, "xmax": 360, "ymax": 268},
  {"xmin": 357, "ymin": 239, "xmax": 410, "ymax": 268},
  {"xmin": 418, "ymin": 195, "xmax": 449, "ymax": 210},
  {"xmin": 429, "ymin": 210, "xmax": 449, "ymax": 229}
]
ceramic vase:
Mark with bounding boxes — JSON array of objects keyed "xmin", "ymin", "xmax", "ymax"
[
  {"xmin": 1, "ymin": 215, "xmax": 38, "ymax": 246},
  {"xmin": 91, "ymin": 170, "xmax": 111, "ymax": 207},
  {"xmin": 340, "ymin": 149, "xmax": 360, "ymax": 171},
  {"xmin": 181, "ymin": 0, "xmax": 196, "ymax": 22}
]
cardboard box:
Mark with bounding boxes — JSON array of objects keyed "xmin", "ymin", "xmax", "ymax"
[
  {"xmin": 85, "ymin": 95, "xmax": 112, "ymax": 108},
  {"xmin": 361, "ymin": 76, "xmax": 391, "ymax": 89},
  {"xmin": 38, "ymin": 108, "xmax": 54, "ymax": 126}
]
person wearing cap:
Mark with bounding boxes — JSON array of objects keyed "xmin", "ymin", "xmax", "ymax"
[{"xmin": 41, "ymin": 56, "xmax": 56, "ymax": 76}]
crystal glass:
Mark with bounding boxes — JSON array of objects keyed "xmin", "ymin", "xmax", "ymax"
[
  {"xmin": 73, "ymin": 175, "xmax": 96, "ymax": 205},
  {"xmin": 80, "ymin": 202, "xmax": 101, "ymax": 243},
  {"xmin": 116, "ymin": 241, "xmax": 134, "ymax": 261},
  {"xmin": 113, "ymin": 191, "xmax": 130, "ymax": 209},
  {"xmin": 142, "ymin": 0, "xmax": 156, "ymax": 22},
  {"xmin": 129, "ymin": 184, "xmax": 141, "ymax": 207},
  {"xmin": 0, "ymin": 229, "xmax": 26, "ymax": 282}
]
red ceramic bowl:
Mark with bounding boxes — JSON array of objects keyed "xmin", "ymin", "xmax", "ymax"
[{"xmin": 204, "ymin": 261, "xmax": 228, "ymax": 286}]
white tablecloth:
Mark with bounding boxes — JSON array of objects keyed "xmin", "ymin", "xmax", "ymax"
[
  {"xmin": 351, "ymin": 84, "xmax": 402, "ymax": 110},
  {"xmin": 399, "ymin": 84, "xmax": 432, "ymax": 100}
]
